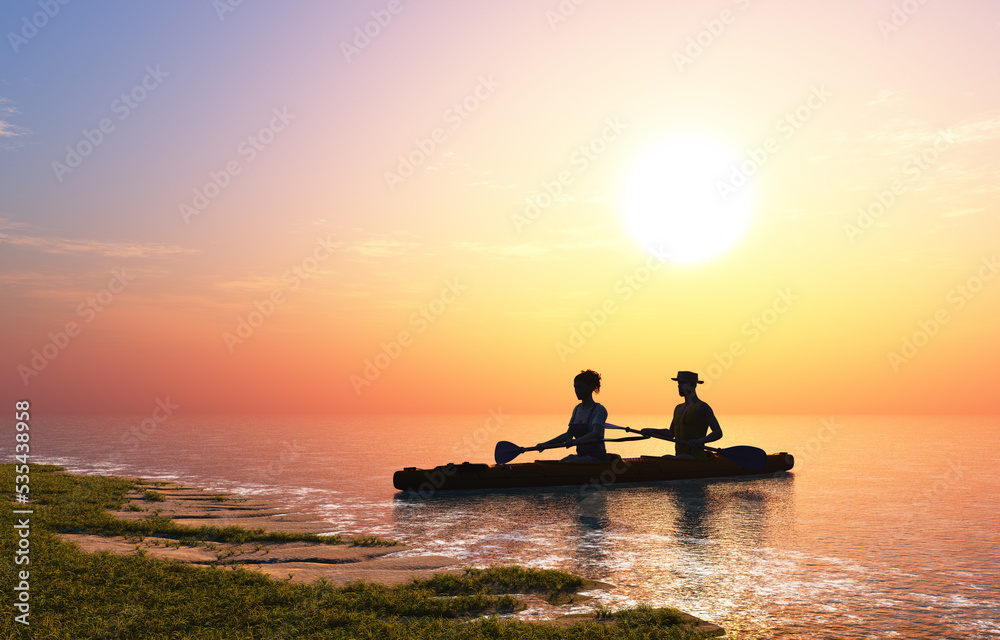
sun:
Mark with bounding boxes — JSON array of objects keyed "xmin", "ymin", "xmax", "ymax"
[{"xmin": 621, "ymin": 136, "xmax": 754, "ymax": 264}]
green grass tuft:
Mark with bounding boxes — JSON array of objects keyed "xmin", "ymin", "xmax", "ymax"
[
  {"xmin": 599, "ymin": 603, "xmax": 694, "ymax": 626},
  {"xmin": 421, "ymin": 566, "xmax": 582, "ymax": 595},
  {"xmin": 351, "ymin": 534, "xmax": 401, "ymax": 547}
]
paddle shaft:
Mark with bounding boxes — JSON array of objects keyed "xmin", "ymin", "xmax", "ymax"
[
  {"xmin": 494, "ymin": 434, "xmax": 650, "ymax": 464},
  {"xmin": 605, "ymin": 422, "xmax": 722, "ymax": 452},
  {"xmin": 526, "ymin": 434, "xmax": 649, "ymax": 454},
  {"xmin": 604, "ymin": 423, "xmax": 768, "ymax": 471}
]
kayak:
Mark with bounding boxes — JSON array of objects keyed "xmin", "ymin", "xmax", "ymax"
[{"xmin": 393, "ymin": 452, "xmax": 794, "ymax": 493}]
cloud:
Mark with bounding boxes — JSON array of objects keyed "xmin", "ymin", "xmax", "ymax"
[
  {"xmin": 426, "ymin": 151, "xmax": 520, "ymax": 191},
  {"xmin": 0, "ymin": 97, "xmax": 30, "ymax": 149},
  {"xmin": 867, "ymin": 89, "xmax": 903, "ymax": 107},
  {"xmin": 341, "ymin": 237, "xmax": 417, "ymax": 258},
  {"xmin": 940, "ymin": 207, "xmax": 985, "ymax": 218},
  {"xmin": 0, "ymin": 271, "xmax": 60, "ymax": 288},
  {"xmin": 454, "ymin": 226, "xmax": 615, "ymax": 259},
  {"xmin": 453, "ymin": 241, "xmax": 554, "ymax": 259},
  {"xmin": 858, "ymin": 106, "xmax": 1000, "ymax": 148},
  {"xmin": 0, "ymin": 216, "xmax": 197, "ymax": 258},
  {"xmin": 951, "ymin": 115, "xmax": 1000, "ymax": 144}
]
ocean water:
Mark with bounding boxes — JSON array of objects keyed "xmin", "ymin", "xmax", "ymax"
[{"xmin": 30, "ymin": 413, "xmax": 1000, "ymax": 639}]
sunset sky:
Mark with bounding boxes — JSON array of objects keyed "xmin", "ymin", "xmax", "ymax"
[{"xmin": 2, "ymin": 1, "xmax": 998, "ymax": 415}]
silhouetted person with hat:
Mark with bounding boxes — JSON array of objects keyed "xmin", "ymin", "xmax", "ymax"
[{"xmin": 641, "ymin": 371, "xmax": 722, "ymax": 459}]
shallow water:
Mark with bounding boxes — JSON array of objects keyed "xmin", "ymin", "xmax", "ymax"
[{"xmin": 33, "ymin": 413, "xmax": 1000, "ymax": 639}]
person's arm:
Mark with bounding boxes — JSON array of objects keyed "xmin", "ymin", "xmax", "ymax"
[
  {"xmin": 537, "ymin": 405, "xmax": 581, "ymax": 448},
  {"xmin": 640, "ymin": 427, "xmax": 673, "ymax": 439},
  {"xmin": 641, "ymin": 405, "xmax": 679, "ymax": 440},
  {"xmin": 536, "ymin": 431, "xmax": 573, "ymax": 448}
]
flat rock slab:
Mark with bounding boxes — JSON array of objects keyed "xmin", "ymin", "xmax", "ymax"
[
  {"xmin": 57, "ymin": 533, "xmax": 462, "ymax": 585},
  {"xmin": 61, "ymin": 534, "xmax": 220, "ymax": 563},
  {"xmin": 60, "ymin": 534, "xmax": 403, "ymax": 563},
  {"xmin": 112, "ymin": 485, "xmax": 341, "ymax": 535},
  {"xmin": 249, "ymin": 557, "xmax": 466, "ymax": 586},
  {"xmin": 63, "ymin": 479, "xmax": 463, "ymax": 586}
]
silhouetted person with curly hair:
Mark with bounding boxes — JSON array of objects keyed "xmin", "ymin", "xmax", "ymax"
[{"xmin": 535, "ymin": 369, "xmax": 609, "ymax": 462}]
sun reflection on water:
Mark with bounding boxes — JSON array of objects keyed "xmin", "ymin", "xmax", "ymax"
[{"xmin": 391, "ymin": 476, "xmax": 802, "ymax": 635}]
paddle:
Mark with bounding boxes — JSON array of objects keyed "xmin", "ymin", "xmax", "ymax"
[
  {"xmin": 494, "ymin": 435, "xmax": 650, "ymax": 465},
  {"xmin": 605, "ymin": 423, "xmax": 767, "ymax": 471}
]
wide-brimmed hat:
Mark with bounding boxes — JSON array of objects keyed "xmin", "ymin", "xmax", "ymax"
[{"xmin": 671, "ymin": 371, "xmax": 703, "ymax": 384}]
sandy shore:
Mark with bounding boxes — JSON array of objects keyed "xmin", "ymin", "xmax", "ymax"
[{"xmin": 56, "ymin": 479, "xmax": 464, "ymax": 586}]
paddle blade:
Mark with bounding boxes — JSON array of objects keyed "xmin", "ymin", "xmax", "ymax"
[
  {"xmin": 494, "ymin": 441, "xmax": 524, "ymax": 465},
  {"xmin": 717, "ymin": 445, "xmax": 768, "ymax": 471}
]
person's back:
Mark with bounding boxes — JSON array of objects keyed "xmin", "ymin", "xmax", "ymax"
[
  {"xmin": 568, "ymin": 401, "xmax": 607, "ymax": 460},
  {"xmin": 535, "ymin": 369, "xmax": 609, "ymax": 462}
]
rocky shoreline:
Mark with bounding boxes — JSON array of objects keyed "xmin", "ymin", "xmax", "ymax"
[
  {"xmin": 51, "ymin": 474, "xmax": 723, "ymax": 634},
  {"xmin": 57, "ymin": 478, "xmax": 463, "ymax": 586}
]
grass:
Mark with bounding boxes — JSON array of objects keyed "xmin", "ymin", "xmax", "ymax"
[
  {"xmin": 351, "ymin": 534, "xmax": 401, "ymax": 547},
  {"xmin": 23, "ymin": 467, "xmax": 349, "ymax": 545},
  {"xmin": 421, "ymin": 566, "xmax": 588, "ymax": 604},
  {"xmin": 598, "ymin": 604, "xmax": 698, "ymax": 627},
  {"xmin": 0, "ymin": 464, "xmax": 721, "ymax": 639}
]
